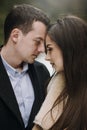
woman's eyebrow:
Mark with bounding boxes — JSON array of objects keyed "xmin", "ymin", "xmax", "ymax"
[{"xmin": 46, "ymin": 44, "xmax": 52, "ymax": 47}]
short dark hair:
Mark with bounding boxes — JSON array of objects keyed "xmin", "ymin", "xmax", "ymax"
[{"xmin": 4, "ymin": 4, "xmax": 50, "ymax": 43}]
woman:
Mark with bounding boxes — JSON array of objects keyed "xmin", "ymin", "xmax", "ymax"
[{"xmin": 32, "ymin": 15, "xmax": 87, "ymax": 130}]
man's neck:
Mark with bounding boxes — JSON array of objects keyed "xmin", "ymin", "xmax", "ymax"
[{"xmin": 1, "ymin": 45, "xmax": 23, "ymax": 71}]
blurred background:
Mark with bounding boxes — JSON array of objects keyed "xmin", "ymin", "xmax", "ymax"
[{"xmin": 0, "ymin": 0, "xmax": 87, "ymax": 74}]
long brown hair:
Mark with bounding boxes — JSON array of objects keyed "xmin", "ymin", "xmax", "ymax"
[{"xmin": 47, "ymin": 15, "xmax": 87, "ymax": 130}]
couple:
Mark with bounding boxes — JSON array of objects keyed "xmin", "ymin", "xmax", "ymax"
[{"xmin": 0, "ymin": 3, "xmax": 87, "ymax": 130}]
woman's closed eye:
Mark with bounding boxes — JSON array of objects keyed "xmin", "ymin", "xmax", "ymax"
[
  {"xmin": 47, "ymin": 47, "xmax": 53, "ymax": 52},
  {"xmin": 45, "ymin": 47, "xmax": 53, "ymax": 54}
]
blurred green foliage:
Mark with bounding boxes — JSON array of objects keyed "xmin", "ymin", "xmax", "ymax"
[
  {"xmin": 0, "ymin": 0, "xmax": 87, "ymax": 44},
  {"xmin": 0, "ymin": 13, "xmax": 4, "ymax": 44}
]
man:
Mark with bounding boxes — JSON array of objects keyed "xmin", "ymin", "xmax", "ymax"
[{"xmin": 0, "ymin": 4, "xmax": 50, "ymax": 130}]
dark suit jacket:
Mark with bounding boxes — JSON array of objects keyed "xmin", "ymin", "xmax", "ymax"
[{"xmin": 0, "ymin": 57, "xmax": 50, "ymax": 130}]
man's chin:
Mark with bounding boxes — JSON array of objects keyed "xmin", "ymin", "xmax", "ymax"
[{"xmin": 29, "ymin": 59, "xmax": 35, "ymax": 64}]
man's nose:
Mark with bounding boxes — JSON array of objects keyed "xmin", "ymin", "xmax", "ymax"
[{"xmin": 38, "ymin": 43, "xmax": 45, "ymax": 53}]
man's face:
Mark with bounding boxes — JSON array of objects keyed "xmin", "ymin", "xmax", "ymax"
[{"xmin": 15, "ymin": 21, "xmax": 47, "ymax": 63}]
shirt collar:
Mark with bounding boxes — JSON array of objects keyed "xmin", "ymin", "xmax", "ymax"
[{"xmin": 1, "ymin": 55, "xmax": 28, "ymax": 77}]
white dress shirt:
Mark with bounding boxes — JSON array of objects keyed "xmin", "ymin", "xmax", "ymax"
[{"xmin": 1, "ymin": 55, "xmax": 35, "ymax": 127}]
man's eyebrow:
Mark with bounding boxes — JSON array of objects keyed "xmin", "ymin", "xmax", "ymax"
[{"xmin": 35, "ymin": 37, "xmax": 44, "ymax": 41}]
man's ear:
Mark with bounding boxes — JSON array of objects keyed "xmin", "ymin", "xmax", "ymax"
[{"xmin": 10, "ymin": 28, "xmax": 22, "ymax": 43}]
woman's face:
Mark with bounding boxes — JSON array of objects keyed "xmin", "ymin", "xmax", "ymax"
[{"xmin": 45, "ymin": 35, "xmax": 64, "ymax": 72}]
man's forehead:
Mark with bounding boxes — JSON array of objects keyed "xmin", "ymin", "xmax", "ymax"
[{"xmin": 32, "ymin": 21, "xmax": 46, "ymax": 29}]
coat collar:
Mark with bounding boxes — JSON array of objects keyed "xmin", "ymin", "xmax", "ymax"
[
  {"xmin": 33, "ymin": 72, "xmax": 65, "ymax": 130},
  {"xmin": 27, "ymin": 63, "xmax": 44, "ymax": 128}
]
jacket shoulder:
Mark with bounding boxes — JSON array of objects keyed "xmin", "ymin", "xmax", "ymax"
[{"xmin": 34, "ymin": 61, "xmax": 50, "ymax": 76}]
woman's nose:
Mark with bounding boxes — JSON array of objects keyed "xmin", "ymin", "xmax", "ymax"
[{"xmin": 45, "ymin": 53, "xmax": 50, "ymax": 61}]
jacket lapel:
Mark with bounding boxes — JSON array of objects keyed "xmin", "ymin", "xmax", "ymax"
[
  {"xmin": 0, "ymin": 57, "xmax": 24, "ymax": 127},
  {"xmin": 27, "ymin": 63, "xmax": 43, "ymax": 128}
]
